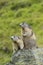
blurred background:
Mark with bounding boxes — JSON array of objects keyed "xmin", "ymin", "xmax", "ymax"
[{"xmin": 0, "ymin": 0, "xmax": 43, "ymax": 65}]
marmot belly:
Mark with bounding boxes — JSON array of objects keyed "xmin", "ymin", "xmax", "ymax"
[{"xmin": 23, "ymin": 38, "xmax": 37, "ymax": 49}]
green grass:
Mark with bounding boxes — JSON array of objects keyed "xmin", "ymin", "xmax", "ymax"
[{"xmin": 0, "ymin": 0, "xmax": 43, "ymax": 65}]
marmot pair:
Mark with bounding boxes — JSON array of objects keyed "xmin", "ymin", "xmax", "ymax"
[{"xmin": 11, "ymin": 22, "xmax": 37, "ymax": 53}]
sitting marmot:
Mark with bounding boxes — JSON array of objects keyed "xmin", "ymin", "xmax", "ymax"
[
  {"xmin": 11, "ymin": 36, "xmax": 24, "ymax": 53},
  {"xmin": 19, "ymin": 22, "xmax": 37, "ymax": 49}
]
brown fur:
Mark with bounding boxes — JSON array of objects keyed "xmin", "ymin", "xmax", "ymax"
[
  {"xmin": 20, "ymin": 22, "xmax": 37, "ymax": 49},
  {"xmin": 11, "ymin": 36, "xmax": 24, "ymax": 53}
]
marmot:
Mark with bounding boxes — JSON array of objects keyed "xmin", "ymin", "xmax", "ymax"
[
  {"xmin": 11, "ymin": 36, "xmax": 24, "ymax": 53},
  {"xmin": 19, "ymin": 22, "xmax": 37, "ymax": 49}
]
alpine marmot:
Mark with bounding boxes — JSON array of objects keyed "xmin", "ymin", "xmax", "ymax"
[
  {"xmin": 11, "ymin": 36, "xmax": 24, "ymax": 53},
  {"xmin": 19, "ymin": 22, "xmax": 37, "ymax": 49}
]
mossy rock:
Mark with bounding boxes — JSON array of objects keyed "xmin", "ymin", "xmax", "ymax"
[{"xmin": 5, "ymin": 48, "xmax": 43, "ymax": 65}]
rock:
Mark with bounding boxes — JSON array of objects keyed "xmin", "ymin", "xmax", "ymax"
[
  {"xmin": 32, "ymin": 48, "xmax": 43, "ymax": 65},
  {"xmin": 5, "ymin": 48, "xmax": 43, "ymax": 65}
]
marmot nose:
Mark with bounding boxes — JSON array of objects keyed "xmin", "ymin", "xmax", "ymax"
[
  {"xmin": 19, "ymin": 24, "xmax": 21, "ymax": 26},
  {"xmin": 19, "ymin": 23, "xmax": 22, "ymax": 27},
  {"xmin": 11, "ymin": 36, "xmax": 14, "ymax": 39}
]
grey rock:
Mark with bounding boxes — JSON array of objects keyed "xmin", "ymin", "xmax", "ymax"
[{"xmin": 5, "ymin": 48, "xmax": 43, "ymax": 65}]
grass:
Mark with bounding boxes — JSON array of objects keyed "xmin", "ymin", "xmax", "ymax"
[{"xmin": 0, "ymin": 0, "xmax": 43, "ymax": 65}]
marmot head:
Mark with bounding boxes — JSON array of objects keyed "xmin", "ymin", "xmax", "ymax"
[
  {"xmin": 11, "ymin": 36, "xmax": 20, "ymax": 43},
  {"xmin": 19, "ymin": 22, "xmax": 31, "ymax": 30}
]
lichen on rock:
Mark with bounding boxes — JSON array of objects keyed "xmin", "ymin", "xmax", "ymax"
[{"xmin": 5, "ymin": 48, "xmax": 43, "ymax": 65}]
